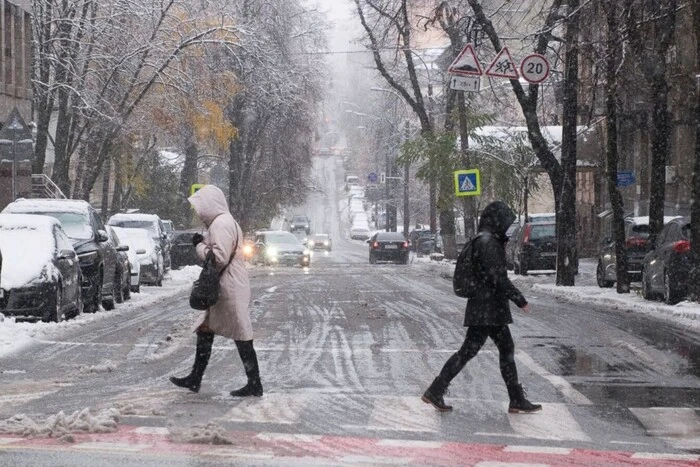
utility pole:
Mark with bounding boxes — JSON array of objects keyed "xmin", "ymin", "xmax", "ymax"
[
  {"xmin": 403, "ymin": 120, "xmax": 410, "ymax": 237},
  {"xmin": 428, "ymin": 83, "xmax": 437, "ymax": 233}
]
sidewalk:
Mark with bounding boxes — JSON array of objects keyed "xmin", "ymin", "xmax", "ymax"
[{"xmin": 413, "ymin": 255, "xmax": 700, "ymax": 330}]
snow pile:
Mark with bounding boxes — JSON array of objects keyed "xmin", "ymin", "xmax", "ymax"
[
  {"xmin": 171, "ymin": 265, "xmax": 203, "ymax": 283},
  {"xmin": 168, "ymin": 422, "xmax": 233, "ymax": 445},
  {"xmin": 79, "ymin": 360, "xmax": 117, "ymax": 374},
  {"xmin": 0, "ymin": 214, "xmax": 58, "ymax": 289},
  {"xmin": 0, "ymin": 408, "xmax": 120, "ymax": 438},
  {"xmin": 532, "ymin": 284, "xmax": 700, "ymax": 329}
]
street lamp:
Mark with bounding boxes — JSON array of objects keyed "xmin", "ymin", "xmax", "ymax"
[{"xmin": 0, "ymin": 115, "xmax": 34, "ymax": 201}]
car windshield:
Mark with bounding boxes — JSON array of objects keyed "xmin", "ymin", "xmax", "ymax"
[
  {"xmin": 312, "ymin": 235, "xmax": 328, "ymax": 241},
  {"xmin": 110, "ymin": 220, "xmax": 157, "ymax": 236},
  {"xmin": 33, "ymin": 211, "xmax": 92, "ymax": 240},
  {"xmin": 629, "ymin": 225, "xmax": 651, "ymax": 240},
  {"xmin": 292, "ymin": 217, "xmax": 307, "ymax": 223},
  {"xmin": 530, "ymin": 224, "xmax": 556, "ymax": 239},
  {"xmin": 266, "ymin": 233, "xmax": 301, "ymax": 247}
]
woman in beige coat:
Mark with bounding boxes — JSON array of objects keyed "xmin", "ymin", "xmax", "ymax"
[{"xmin": 170, "ymin": 185, "xmax": 262, "ymax": 397}]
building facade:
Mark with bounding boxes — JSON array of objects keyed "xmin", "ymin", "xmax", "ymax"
[{"xmin": 0, "ymin": 0, "xmax": 32, "ymax": 124}]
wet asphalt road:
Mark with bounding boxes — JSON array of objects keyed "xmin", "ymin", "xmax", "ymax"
[{"xmin": 0, "ymin": 155, "xmax": 698, "ymax": 465}]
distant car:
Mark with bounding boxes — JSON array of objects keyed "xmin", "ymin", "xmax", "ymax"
[
  {"xmin": 289, "ymin": 215, "xmax": 311, "ymax": 234},
  {"xmin": 368, "ymin": 231, "xmax": 410, "ymax": 264},
  {"xmin": 527, "ymin": 213, "xmax": 556, "ymax": 223},
  {"xmin": 0, "ymin": 214, "xmax": 82, "ymax": 322},
  {"xmin": 253, "ymin": 230, "xmax": 310, "ymax": 267},
  {"xmin": 106, "ymin": 226, "xmax": 132, "ymax": 303},
  {"xmin": 641, "ymin": 216, "xmax": 692, "ymax": 304},
  {"xmin": 2, "ymin": 198, "xmax": 118, "ymax": 313},
  {"xmin": 350, "ymin": 226, "xmax": 370, "ymax": 240},
  {"xmin": 512, "ymin": 222, "xmax": 557, "ymax": 275},
  {"xmin": 170, "ymin": 230, "xmax": 204, "ymax": 269},
  {"xmin": 109, "ymin": 226, "xmax": 141, "ymax": 294},
  {"xmin": 107, "ymin": 213, "xmax": 171, "ymax": 272},
  {"xmin": 115, "ymin": 228, "xmax": 164, "ymax": 286},
  {"xmin": 408, "ymin": 228, "xmax": 432, "ymax": 252},
  {"xmin": 308, "ymin": 234, "xmax": 332, "ymax": 251}
]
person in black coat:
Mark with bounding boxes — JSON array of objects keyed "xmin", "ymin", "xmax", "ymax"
[{"xmin": 422, "ymin": 201, "xmax": 542, "ymax": 413}]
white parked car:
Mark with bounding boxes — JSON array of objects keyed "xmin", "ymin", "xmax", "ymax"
[
  {"xmin": 112, "ymin": 228, "xmax": 163, "ymax": 286},
  {"xmin": 109, "ymin": 226, "xmax": 142, "ymax": 293},
  {"xmin": 107, "ymin": 213, "xmax": 171, "ymax": 272},
  {"xmin": 350, "ymin": 225, "xmax": 371, "ymax": 240}
]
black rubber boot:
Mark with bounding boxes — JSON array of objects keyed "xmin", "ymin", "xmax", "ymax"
[
  {"xmin": 170, "ymin": 331, "xmax": 214, "ymax": 393},
  {"xmin": 230, "ymin": 340, "xmax": 263, "ymax": 397},
  {"xmin": 507, "ymin": 383, "xmax": 542, "ymax": 413},
  {"xmin": 421, "ymin": 377, "xmax": 453, "ymax": 412}
]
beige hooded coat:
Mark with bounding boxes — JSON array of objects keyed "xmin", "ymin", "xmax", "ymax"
[{"xmin": 188, "ymin": 185, "xmax": 253, "ymax": 341}]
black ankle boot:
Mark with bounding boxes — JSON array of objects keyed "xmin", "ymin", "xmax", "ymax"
[
  {"xmin": 421, "ymin": 377, "xmax": 452, "ymax": 412},
  {"xmin": 507, "ymin": 383, "xmax": 542, "ymax": 413},
  {"xmin": 231, "ymin": 340, "xmax": 263, "ymax": 397},
  {"xmin": 170, "ymin": 331, "xmax": 214, "ymax": 393}
]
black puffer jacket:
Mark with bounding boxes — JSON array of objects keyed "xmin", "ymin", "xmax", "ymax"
[{"xmin": 464, "ymin": 201, "xmax": 527, "ymax": 326}]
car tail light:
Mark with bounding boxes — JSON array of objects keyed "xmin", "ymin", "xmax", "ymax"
[
  {"xmin": 625, "ymin": 238, "xmax": 647, "ymax": 248},
  {"xmin": 522, "ymin": 225, "xmax": 532, "ymax": 244},
  {"xmin": 402, "ymin": 241, "xmax": 408, "ymax": 248},
  {"xmin": 373, "ymin": 242, "xmax": 379, "ymax": 249},
  {"xmin": 673, "ymin": 240, "xmax": 690, "ymax": 254}
]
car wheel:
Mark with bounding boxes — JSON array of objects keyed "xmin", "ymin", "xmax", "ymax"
[
  {"xmin": 369, "ymin": 253, "xmax": 376, "ymax": 264},
  {"xmin": 49, "ymin": 284, "xmax": 63, "ymax": 323},
  {"xmin": 102, "ymin": 294, "xmax": 115, "ymax": 311},
  {"xmin": 513, "ymin": 260, "xmax": 521, "ymax": 275},
  {"xmin": 641, "ymin": 269, "xmax": 654, "ymax": 300},
  {"xmin": 597, "ymin": 262, "xmax": 614, "ymax": 288},
  {"xmin": 114, "ymin": 273, "xmax": 124, "ymax": 304},
  {"xmin": 156, "ymin": 269, "xmax": 163, "ymax": 287},
  {"xmin": 86, "ymin": 274, "xmax": 102, "ymax": 313},
  {"xmin": 130, "ymin": 283, "xmax": 140, "ymax": 294},
  {"xmin": 123, "ymin": 268, "xmax": 131, "ymax": 301},
  {"xmin": 663, "ymin": 269, "xmax": 682, "ymax": 305},
  {"xmin": 519, "ymin": 256, "xmax": 528, "ymax": 276},
  {"xmin": 402, "ymin": 254, "xmax": 409, "ymax": 265}
]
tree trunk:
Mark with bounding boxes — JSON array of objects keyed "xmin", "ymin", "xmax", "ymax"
[
  {"xmin": 605, "ymin": 2, "xmax": 630, "ymax": 293},
  {"xmin": 556, "ymin": 0, "xmax": 580, "ymax": 286},
  {"xmin": 100, "ymin": 158, "xmax": 111, "ymax": 218},
  {"xmin": 178, "ymin": 139, "xmax": 198, "ymax": 228},
  {"xmin": 689, "ymin": 1, "xmax": 700, "ymax": 302},
  {"xmin": 648, "ymin": 79, "xmax": 670, "ymax": 245}
]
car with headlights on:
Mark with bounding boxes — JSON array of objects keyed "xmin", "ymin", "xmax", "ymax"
[
  {"xmin": 2, "ymin": 198, "xmax": 118, "ymax": 313},
  {"xmin": 109, "ymin": 226, "xmax": 141, "ymax": 293},
  {"xmin": 368, "ymin": 231, "xmax": 409, "ymax": 264},
  {"xmin": 308, "ymin": 233, "xmax": 332, "ymax": 251},
  {"xmin": 0, "ymin": 214, "xmax": 82, "ymax": 322},
  {"xmin": 114, "ymin": 228, "xmax": 163, "ymax": 286},
  {"xmin": 253, "ymin": 230, "xmax": 310, "ymax": 267},
  {"xmin": 641, "ymin": 216, "xmax": 692, "ymax": 304}
]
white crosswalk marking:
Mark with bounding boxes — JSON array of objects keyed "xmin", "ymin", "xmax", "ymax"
[
  {"xmin": 507, "ymin": 403, "xmax": 591, "ymax": 442},
  {"xmin": 221, "ymin": 394, "xmax": 310, "ymax": 424},
  {"xmin": 362, "ymin": 396, "xmax": 440, "ymax": 433},
  {"xmin": 515, "ymin": 351, "xmax": 592, "ymax": 406},
  {"xmin": 629, "ymin": 407, "xmax": 700, "ymax": 450}
]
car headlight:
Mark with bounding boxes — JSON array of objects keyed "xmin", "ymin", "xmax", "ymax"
[
  {"xmin": 303, "ymin": 249, "xmax": 310, "ymax": 256},
  {"xmin": 308, "ymin": 241, "xmax": 315, "ymax": 247},
  {"xmin": 243, "ymin": 244, "xmax": 253, "ymax": 256},
  {"xmin": 266, "ymin": 247, "xmax": 278, "ymax": 257},
  {"xmin": 324, "ymin": 241, "xmax": 329, "ymax": 246},
  {"xmin": 78, "ymin": 251, "xmax": 99, "ymax": 265}
]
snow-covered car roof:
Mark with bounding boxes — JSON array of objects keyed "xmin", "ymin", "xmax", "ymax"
[
  {"xmin": 628, "ymin": 216, "xmax": 682, "ymax": 225},
  {"xmin": 108, "ymin": 213, "xmax": 161, "ymax": 222},
  {"xmin": 2, "ymin": 198, "xmax": 92, "ymax": 216},
  {"xmin": 0, "ymin": 214, "xmax": 61, "ymax": 289}
]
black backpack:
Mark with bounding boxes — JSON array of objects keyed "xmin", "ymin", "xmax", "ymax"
[{"xmin": 453, "ymin": 233, "xmax": 485, "ymax": 298}]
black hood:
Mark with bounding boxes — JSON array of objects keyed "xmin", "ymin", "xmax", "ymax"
[{"xmin": 478, "ymin": 201, "xmax": 516, "ymax": 239}]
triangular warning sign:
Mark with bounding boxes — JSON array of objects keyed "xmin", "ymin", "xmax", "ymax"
[
  {"xmin": 460, "ymin": 175, "xmax": 476, "ymax": 192},
  {"xmin": 485, "ymin": 47, "xmax": 519, "ymax": 79},
  {"xmin": 448, "ymin": 44, "xmax": 483, "ymax": 77}
]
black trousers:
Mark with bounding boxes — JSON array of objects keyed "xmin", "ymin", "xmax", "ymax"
[{"xmin": 438, "ymin": 325, "xmax": 519, "ymax": 389}]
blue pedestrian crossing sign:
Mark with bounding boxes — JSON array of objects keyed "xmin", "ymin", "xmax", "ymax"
[{"xmin": 454, "ymin": 169, "xmax": 481, "ymax": 197}]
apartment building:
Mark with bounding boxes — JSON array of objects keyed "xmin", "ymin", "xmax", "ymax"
[{"xmin": 0, "ymin": 0, "xmax": 32, "ymax": 123}]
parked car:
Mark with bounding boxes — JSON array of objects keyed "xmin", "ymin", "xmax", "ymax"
[
  {"xmin": 109, "ymin": 226, "xmax": 141, "ymax": 294},
  {"xmin": 641, "ymin": 216, "xmax": 692, "ymax": 304},
  {"xmin": 170, "ymin": 230, "xmax": 204, "ymax": 269},
  {"xmin": 596, "ymin": 216, "xmax": 662, "ymax": 288},
  {"xmin": 350, "ymin": 225, "xmax": 370, "ymax": 241},
  {"xmin": 368, "ymin": 231, "xmax": 410, "ymax": 264},
  {"xmin": 107, "ymin": 213, "xmax": 171, "ymax": 272},
  {"xmin": 2, "ymin": 198, "xmax": 118, "ymax": 313},
  {"xmin": 253, "ymin": 230, "xmax": 310, "ymax": 267},
  {"xmin": 512, "ymin": 221, "xmax": 557, "ymax": 275},
  {"xmin": 0, "ymin": 214, "xmax": 82, "ymax": 322},
  {"xmin": 506, "ymin": 223, "xmax": 522, "ymax": 270},
  {"xmin": 106, "ymin": 226, "xmax": 132, "ymax": 303},
  {"xmin": 115, "ymin": 228, "xmax": 163, "ymax": 286},
  {"xmin": 308, "ymin": 233, "xmax": 332, "ymax": 251},
  {"xmin": 289, "ymin": 215, "xmax": 311, "ymax": 234}
]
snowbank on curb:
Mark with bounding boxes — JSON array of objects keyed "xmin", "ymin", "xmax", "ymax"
[
  {"xmin": 168, "ymin": 422, "xmax": 233, "ymax": 445},
  {"xmin": 0, "ymin": 407, "xmax": 120, "ymax": 438},
  {"xmin": 532, "ymin": 284, "xmax": 700, "ymax": 329},
  {"xmin": 0, "ymin": 266, "xmax": 202, "ymax": 359}
]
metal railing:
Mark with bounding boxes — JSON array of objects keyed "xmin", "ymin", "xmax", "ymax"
[{"xmin": 31, "ymin": 174, "xmax": 66, "ymax": 199}]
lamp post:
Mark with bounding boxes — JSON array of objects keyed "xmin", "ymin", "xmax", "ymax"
[{"xmin": 0, "ymin": 115, "xmax": 33, "ymax": 201}]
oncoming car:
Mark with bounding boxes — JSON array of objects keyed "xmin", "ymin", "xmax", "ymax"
[
  {"xmin": 253, "ymin": 231, "xmax": 310, "ymax": 267},
  {"xmin": 308, "ymin": 234, "xmax": 332, "ymax": 251}
]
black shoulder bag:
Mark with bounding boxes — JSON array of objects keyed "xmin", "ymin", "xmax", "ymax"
[{"xmin": 189, "ymin": 236, "xmax": 238, "ymax": 310}]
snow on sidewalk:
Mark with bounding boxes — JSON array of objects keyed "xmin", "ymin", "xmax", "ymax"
[
  {"xmin": 0, "ymin": 266, "xmax": 201, "ymax": 359},
  {"xmin": 531, "ymin": 283, "xmax": 700, "ymax": 330}
]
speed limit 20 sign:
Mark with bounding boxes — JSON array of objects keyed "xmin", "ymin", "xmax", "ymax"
[{"xmin": 519, "ymin": 53, "xmax": 550, "ymax": 84}]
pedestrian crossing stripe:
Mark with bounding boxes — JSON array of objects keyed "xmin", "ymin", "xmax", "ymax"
[{"xmin": 454, "ymin": 169, "xmax": 482, "ymax": 197}]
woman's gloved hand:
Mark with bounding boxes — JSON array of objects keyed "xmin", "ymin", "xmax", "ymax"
[{"xmin": 192, "ymin": 233, "xmax": 204, "ymax": 247}]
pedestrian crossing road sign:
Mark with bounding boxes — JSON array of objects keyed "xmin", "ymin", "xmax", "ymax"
[{"xmin": 454, "ymin": 169, "xmax": 481, "ymax": 197}]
